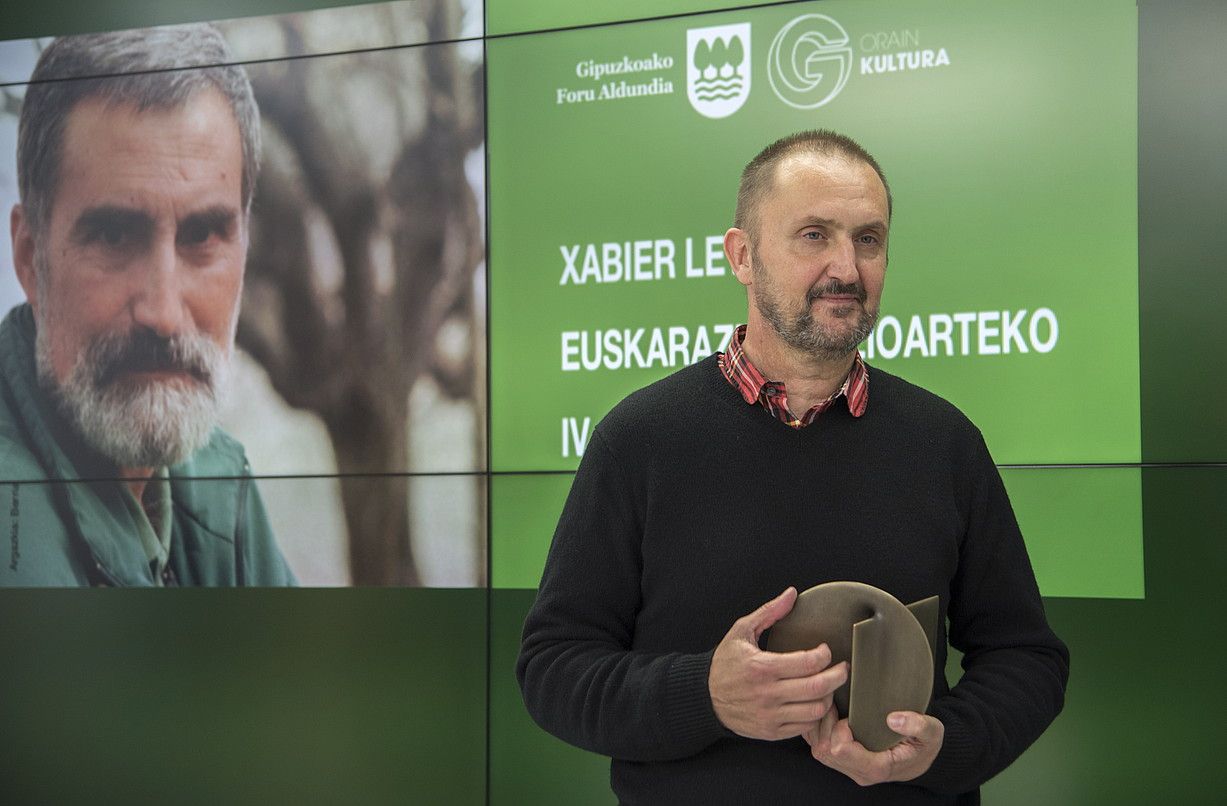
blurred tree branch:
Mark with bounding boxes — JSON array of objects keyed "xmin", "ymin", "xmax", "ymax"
[{"xmin": 235, "ymin": 0, "xmax": 484, "ymax": 585}]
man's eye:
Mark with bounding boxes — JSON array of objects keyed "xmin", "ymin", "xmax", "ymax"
[
  {"xmin": 179, "ymin": 220, "xmax": 213, "ymax": 246},
  {"xmin": 803, "ymin": 231, "xmax": 824, "ymax": 240},
  {"xmin": 89, "ymin": 223, "xmax": 129, "ymax": 247}
]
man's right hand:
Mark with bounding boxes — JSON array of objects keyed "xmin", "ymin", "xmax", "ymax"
[{"xmin": 708, "ymin": 587, "xmax": 849, "ymax": 741}]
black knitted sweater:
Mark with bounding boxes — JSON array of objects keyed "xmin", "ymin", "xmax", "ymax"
[{"xmin": 518, "ymin": 355, "xmax": 1069, "ymax": 805}]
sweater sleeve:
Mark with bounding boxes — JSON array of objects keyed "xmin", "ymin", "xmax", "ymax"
[
  {"xmin": 910, "ymin": 430, "xmax": 1070, "ymax": 795},
  {"xmin": 516, "ymin": 429, "xmax": 730, "ymax": 761}
]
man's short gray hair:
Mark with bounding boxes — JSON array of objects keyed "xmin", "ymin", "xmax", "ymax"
[
  {"xmin": 17, "ymin": 23, "xmax": 261, "ymax": 234},
  {"xmin": 734, "ymin": 130, "xmax": 892, "ymax": 236}
]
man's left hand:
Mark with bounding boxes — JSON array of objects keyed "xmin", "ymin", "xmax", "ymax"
[{"xmin": 804, "ymin": 709, "xmax": 944, "ymax": 786}]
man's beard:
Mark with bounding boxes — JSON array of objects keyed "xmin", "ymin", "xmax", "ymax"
[
  {"xmin": 752, "ymin": 258, "xmax": 878, "ymax": 361},
  {"xmin": 36, "ymin": 324, "xmax": 229, "ymax": 469}
]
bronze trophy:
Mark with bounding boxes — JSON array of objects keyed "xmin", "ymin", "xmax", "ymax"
[{"xmin": 766, "ymin": 582, "xmax": 939, "ymax": 751}]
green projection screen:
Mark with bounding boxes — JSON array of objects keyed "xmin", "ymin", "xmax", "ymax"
[{"xmin": 489, "ymin": 0, "xmax": 1141, "ymax": 599}]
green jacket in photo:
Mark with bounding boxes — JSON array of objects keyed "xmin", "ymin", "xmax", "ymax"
[{"xmin": 0, "ymin": 304, "xmax": 296, "ymax": 587}]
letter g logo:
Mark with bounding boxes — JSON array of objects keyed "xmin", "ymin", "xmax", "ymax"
[{"xmin": 767, "ymin": 14, "xmax": 853, "ymax": 109}]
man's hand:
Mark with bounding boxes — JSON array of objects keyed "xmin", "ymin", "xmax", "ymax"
[
  {"xmin": 708, "ymin": 587, "xmax": 848, "ymax": 741},
  {"xmin": 805, "ymin": 708, "xmax": 944, "ymax": 786}
]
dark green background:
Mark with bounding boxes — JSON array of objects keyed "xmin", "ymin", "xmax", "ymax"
[{"xmin": 2, "ymin": 1, "xmax": 1225, "ymax": 804}]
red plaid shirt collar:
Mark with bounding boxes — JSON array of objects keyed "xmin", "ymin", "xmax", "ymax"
[{"xmin": 718, "ymin": 325, "xmax": 869, "ymax": 428}]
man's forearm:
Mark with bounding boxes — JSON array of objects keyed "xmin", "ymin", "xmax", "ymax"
[
  {"xmin": 911, "ymin": 642, "xmax": 1068, "ymax": 794},
  {"xmin": 517, "ymin": 633, "xmax": 727, "ymax": 761}
]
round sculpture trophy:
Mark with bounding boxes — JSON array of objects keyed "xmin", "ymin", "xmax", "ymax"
[{"xmin": 765, "ymin": 581, "xmax": 939, "ymax": 752}]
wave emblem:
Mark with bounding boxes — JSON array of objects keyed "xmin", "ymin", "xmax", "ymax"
[
  {"xmin": 686, "ymin": 23, "xmax": 751, "ymax": 119},
  {"xmin": 767, "ymin": 13, "xmax": 852, "ymax": 110}
]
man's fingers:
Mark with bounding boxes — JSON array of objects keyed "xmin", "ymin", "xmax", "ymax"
[
  {"xmin": 887, "ymin": 711, "xmax": 938, "ymax": 741},
  {"xmin": 818, "ymin": 704, "xmax": 838, "ymax": 739},
  {"xmin": 815, "ymin": 714, "xmax": 946, "ymax": 786},
  {"xmin": 739, "ymin": 586, "xmax": 797, "ymax": 640},
  {"xmin": 826, "ymin": 717, "xmax": 857, "ymax": 754},
  {"xmin": 773, "ymin": 658, "xmax": 847, "ymax": 701},
  {"xmin": 815, "ymin": 716, "xmax": 867, "ymax": 771},
  {"xmin": 774, "ymin": 698, "xmax": 835, "ymax": 726},
  {"xmin": 764, "ymin": 644, "xmax": 838, "ymax": 680},
  {"xmin": 808, "ymin": 700, "xmax": 839, "ymax": 757}
]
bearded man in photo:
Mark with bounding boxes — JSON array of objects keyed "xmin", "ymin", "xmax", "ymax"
[{"xmin": 1, "ymin": 25, "xmax": 294, "ymax": 587}]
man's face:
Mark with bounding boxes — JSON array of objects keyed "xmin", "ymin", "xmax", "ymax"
[
  {"xmin": 12, "ymin": 88, "xmax": 247, "ymax": 468},
  {"xmin": 736, "ymin": 152, "xmax": 889, "ymax": 360}
]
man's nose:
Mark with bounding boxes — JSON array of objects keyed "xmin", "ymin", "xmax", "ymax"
[
  {"xmin": 131, "ymin": 238, "xmax": 186, "ymax": 337},
  {"xmin": 824, "ymin": 236, "xmax": 859, "ymax": 284}
]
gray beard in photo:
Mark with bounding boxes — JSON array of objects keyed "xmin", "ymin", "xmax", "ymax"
[{"xmin": 36, "ymin": 323, "xmax": 229, "ymax": 470}]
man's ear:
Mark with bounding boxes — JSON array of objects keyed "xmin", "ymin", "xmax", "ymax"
[
  {"xmin": 724, "ymin": 227, "xmax": 753, "ymax": 288},
  {"xmin": 10, "ymin": 204, "xmax": 39, "ymax": 314}
]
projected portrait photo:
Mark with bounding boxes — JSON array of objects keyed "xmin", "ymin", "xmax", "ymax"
[{"xmin": 0, "ymin": 0, "xmax": 485, "ymax": 587}]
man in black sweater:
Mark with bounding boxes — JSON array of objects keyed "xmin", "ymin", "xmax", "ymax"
[{"xmin": 517, "ymin": 130, "xmax": 1069, "ymax": 804}]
